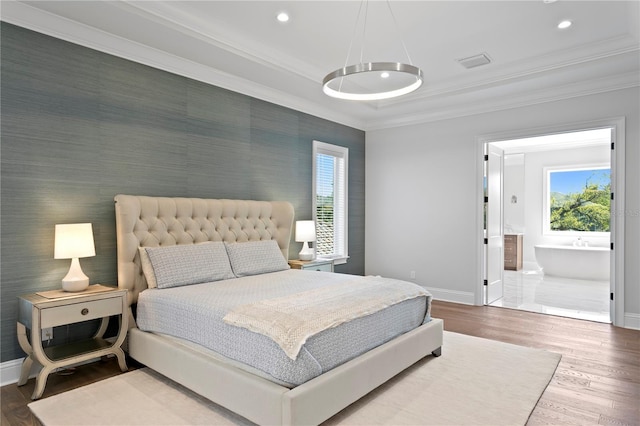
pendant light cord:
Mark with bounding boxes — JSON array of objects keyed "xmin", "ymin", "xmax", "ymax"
[
  {"xmin": 343, "ymin": 0, "xmax": 414, "ymax": 67},
  {"xmin": 385, "ymin": 0, "xmax": 414, "ymax": 65},
  {"xmin": 339, "ymin": 0, "xmax": 366, "ymax": 93},
  {"xmin": 359, "ymin": 0, "xmax": 369, "ymax": 64}
]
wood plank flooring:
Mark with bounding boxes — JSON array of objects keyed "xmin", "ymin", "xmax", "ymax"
[
  {"xmin": 430, "ymin": 301, "xmax": 640, "ymax": 426},
  {"xmin": 2, "ymin": 301, "xmax": 638, "ymax": 426}
]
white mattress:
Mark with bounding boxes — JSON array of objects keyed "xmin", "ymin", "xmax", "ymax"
[{"xmin": 136, "ymin": 270, "xmax": 431, "ymax": 386}]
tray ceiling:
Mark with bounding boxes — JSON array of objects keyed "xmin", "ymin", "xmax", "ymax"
[{"xmin": 2, "ymin": 1, "xmax": 639, "ymax": 130}]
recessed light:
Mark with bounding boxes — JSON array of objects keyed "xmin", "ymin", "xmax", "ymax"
[
  {"xmin": 276, "ymin": 12, "xmax": 290, "ymax": 23},
  {"xmin": 557, "ymin": 20, "xmax": 572, "ymax": 29},
  {"xmin": 380, "ymin": 72, "xmax": 390, "ymax": 79}
]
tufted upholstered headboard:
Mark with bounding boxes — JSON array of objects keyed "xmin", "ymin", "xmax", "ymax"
[{"xmin": 114, "ymin": 194, "xmax": 294, "ymax": 305}]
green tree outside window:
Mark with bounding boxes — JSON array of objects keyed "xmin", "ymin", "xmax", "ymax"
[{"xmin": 549, "ymin": 169, "xmax": 610, "ymax": 232}]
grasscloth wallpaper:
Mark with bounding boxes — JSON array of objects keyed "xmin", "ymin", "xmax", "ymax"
[{"xmin": 0, "ymin": 23, "xmax": 365, "ymax": 363}]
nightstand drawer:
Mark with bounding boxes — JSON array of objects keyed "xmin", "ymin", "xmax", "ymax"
[
  {"xmin": 40, "ymin": 297, "xmax": 122, "ymax": 328},
  {"xmin": 307, "ymin": 262, "xmax": 333, "ymax": 272}
]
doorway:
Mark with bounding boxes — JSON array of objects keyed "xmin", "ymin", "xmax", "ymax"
[{"xmin": 479, "ymin": 120, "xmax": 625, "ymax": 326}]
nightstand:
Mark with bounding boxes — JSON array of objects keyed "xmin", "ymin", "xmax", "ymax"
[
  {"xmin": 288, "ymin": 258, "xmax": 334, "ymax": 272},
  {"xmin": 17, "ymin": 285, "xmax": 128, "ymax": 400}
]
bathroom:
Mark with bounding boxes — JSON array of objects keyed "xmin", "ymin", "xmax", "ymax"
[{"xmin": 489, "ymin": 128, "xmax": 612, "ymax": 323}]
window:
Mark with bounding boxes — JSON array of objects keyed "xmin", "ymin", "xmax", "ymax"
[
  {"xmin": 313, "ymin": 141, "xmax": 348, "ymax": 264},
  {"xmin": 544, "ymin": 166, "xmax": 610, "ymax": 234}
]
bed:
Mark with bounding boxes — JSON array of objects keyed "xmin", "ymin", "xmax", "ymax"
[{"xmin": 114, "ymin": 194, "xmax": 443, "ymax": 425}]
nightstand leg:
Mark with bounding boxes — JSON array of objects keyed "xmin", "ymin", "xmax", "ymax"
[
  {"xmin": 113, "ymin": 347, "xmax": 128, "ymax": 372},
  {"xmin": 94, "ymin": 316, "xmax": 109, "ymax": 338},
  {"xmin": 32, "ymin": 365, "xmax": 54, "ymax": 400},
  {"xmin": 17, "ymin": 355, "xmax": 34, "ymax": 386},
  {"xmin": 16, "ymin": 323, "xmax": 38, "ymax": 386}
]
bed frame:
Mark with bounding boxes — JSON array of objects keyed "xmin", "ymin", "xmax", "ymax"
[{"xmin": 114, "ymin": 194, "xmax": 443, "ymax": 425}]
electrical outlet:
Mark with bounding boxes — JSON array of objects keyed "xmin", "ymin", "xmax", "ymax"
[
  {"xmin": 410, "ymin": 270, "xmax": 416, "ymax": 280},
  {"xmin": 41, "ymin": 327, "xmax": 53, "ymax": 341}
]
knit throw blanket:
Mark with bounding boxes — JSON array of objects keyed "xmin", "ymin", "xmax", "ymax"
[{"xmin": 223, "ymin": 276, "xmax": 429, "ymax": 359}]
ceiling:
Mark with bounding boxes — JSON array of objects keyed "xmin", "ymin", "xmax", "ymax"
[{"xmin": 2, "ymin": 1, "xmax": 639, "ymax": 131}]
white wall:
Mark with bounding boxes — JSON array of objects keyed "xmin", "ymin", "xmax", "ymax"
[
  {"xmin": 522, "ymin": 145, "xmax": 611, "ymax": 267},
  {"xmin": 365, "ymin": 87, "xmax": 639, "ymax": 326},
  {"xmin": 504, "ymin": 154, "xmax": 525, "ymax": 234}
]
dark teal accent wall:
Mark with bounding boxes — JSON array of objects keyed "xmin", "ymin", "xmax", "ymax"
[{"xmin": 0, "ymin": 23, "xmax": 365, "ymax": 363}]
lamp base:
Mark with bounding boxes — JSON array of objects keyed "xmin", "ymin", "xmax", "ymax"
[
  {"xmin": 61, "ymin": 258, "xmax": 90, "ymax": 292},
  {"xmin": 298, "ymin": 241, "xmax": 315, "ymax": 261},
  {"xmin": 62, "ymin": 278, "xmax": 89, "ymax": 292}
]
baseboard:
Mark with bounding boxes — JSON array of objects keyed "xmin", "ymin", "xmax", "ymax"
[
  {"xmin": 624, "ymin": 313, "xmax": 640, "ymax": 330},
  {"xmin": 0, "ymin": 358, "xmax": 38, "ymax": 387},
  {"xmin": 426, "ymin": 287, "xmax": 476, "ymax": 305}
]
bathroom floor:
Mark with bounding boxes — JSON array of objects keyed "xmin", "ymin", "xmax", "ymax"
[{"xmin": 489, "ymin": 269, "xmax": 611, "ymax": 323}]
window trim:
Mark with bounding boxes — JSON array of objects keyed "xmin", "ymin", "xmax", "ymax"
[
  {"xmin": 543, "ymin": 163, "xmax": 611, "ymax": 236},
  {"xmin": 312, "ymin": 140, "xmax": 349, "ymax": 265}
]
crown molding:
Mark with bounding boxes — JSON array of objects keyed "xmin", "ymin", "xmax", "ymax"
[
  {"xmin": 367, "ymin": 71, "xmax": 640, "ymax": 131},
  {"xmin": 379, "ymin": 35, "xmax": 639, "ymax": 109}
]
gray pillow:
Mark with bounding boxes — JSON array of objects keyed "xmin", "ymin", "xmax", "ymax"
[
  {"xmin": 141, "ymin": 242, "xmax": 235, "ymax": 289},
  {"xmin": 225, "ymin": 240, "xmax": 289, "ymax": 277}
]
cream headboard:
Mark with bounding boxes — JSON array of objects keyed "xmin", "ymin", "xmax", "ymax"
[{"xmin": 114, "ymin": 194, "xmax": 294, "ymax": 305}]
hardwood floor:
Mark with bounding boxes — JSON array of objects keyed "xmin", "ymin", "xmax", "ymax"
[
  {"xmin": 2, "ymin": 301, "xmax": 638, "ymax": 425},
  {"xmin": 430, "ymin": 301, "xmax": 640, "ymax": 426}
]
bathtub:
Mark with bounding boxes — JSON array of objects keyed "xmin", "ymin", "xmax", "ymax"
[{"xmin": 534, "ymin": 244, "xmax": 610, "ymax": 281}]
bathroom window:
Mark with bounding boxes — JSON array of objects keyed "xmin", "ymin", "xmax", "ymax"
[
  {"xmin": 313, "ymin": 140, "xmax": 349, "ymax": 264},
  {"xmin": 544, "ymin": 166, "xmax": 610, "ymax": 234}
]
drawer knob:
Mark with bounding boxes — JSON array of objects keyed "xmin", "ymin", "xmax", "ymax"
[{"xmin": 81, "ymin": 308, "xmax": 89, "ymax": 315}]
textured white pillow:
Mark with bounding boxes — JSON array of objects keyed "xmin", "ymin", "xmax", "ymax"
[
  {"xmin": 225, "ymin": 240, "xmax": 289, "ymax": 277},
  {"xmin": 139, "ymin": 247, "xmax": 158, "ymax": 288},
  {"xmin": 140, "ymin": 242, "xmax": 235, "ymax": 289}
]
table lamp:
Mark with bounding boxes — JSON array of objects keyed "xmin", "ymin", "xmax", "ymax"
[
  {"xmin": 54, "ymin": 223, "xmax": 96, "ymax": 292},
  {"xmin": 295, "ymin": 220, "xmax": 316, "ymax": 261}
]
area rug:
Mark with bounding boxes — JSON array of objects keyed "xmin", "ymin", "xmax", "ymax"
[{"xmin": 28, "ymin": 332, "xmax": 561, "ymax": 426}]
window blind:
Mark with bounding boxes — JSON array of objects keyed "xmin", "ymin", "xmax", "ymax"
[{"xmin": 313, "ymin": 141, "xmax": 348, "ymax": 260}]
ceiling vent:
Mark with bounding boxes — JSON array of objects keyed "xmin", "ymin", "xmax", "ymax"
[{"xmin": 457, "ymin": 53, "xmax": 492, "ymax": 69}]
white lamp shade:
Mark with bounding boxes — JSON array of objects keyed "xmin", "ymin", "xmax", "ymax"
[
  {"xmin": 295, "ymin": 220, "xmax": 316, "ymax": 242},
  {"xmin": 54, "ymin": 223, "xmax": 96, "ymax": 259}
]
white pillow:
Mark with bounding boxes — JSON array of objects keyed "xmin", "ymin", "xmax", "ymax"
[
  {"xmin": 225, "ymin": 240, "xmax": 289, "ymax": 277},
  {"xmin": 139, "ymin": 242, "xmax": 234, "ymax": 289},
  {"xmin": 139, "ymin": 247, "xmax": 158, "ymax": 288}
]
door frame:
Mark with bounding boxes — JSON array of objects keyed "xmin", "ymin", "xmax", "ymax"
[{"xmin": 475, "ymin": 117, "xmax": 625, "ymax": 326}]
